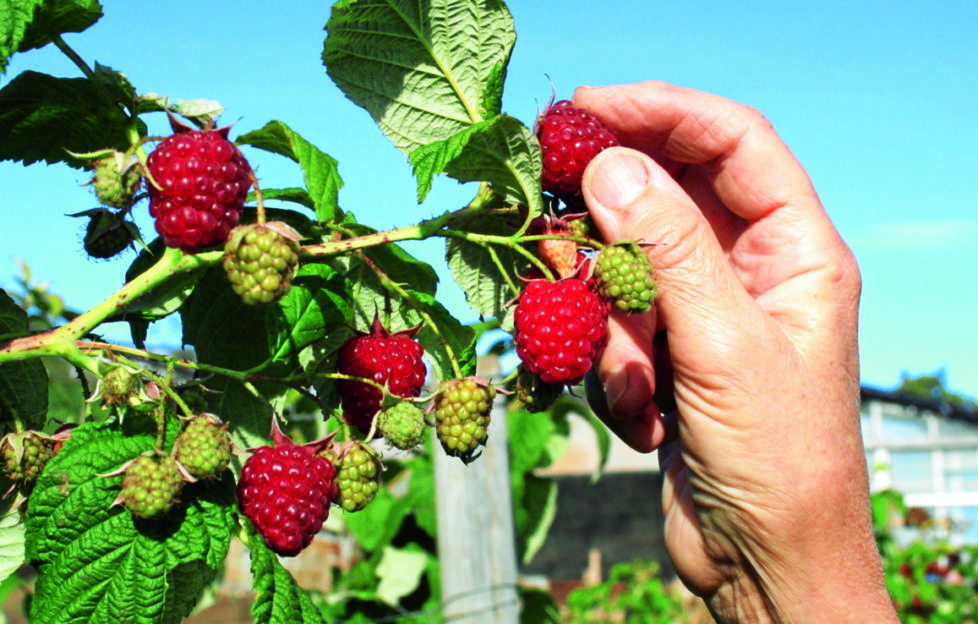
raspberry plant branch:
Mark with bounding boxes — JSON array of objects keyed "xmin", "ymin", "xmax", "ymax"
[
  {"xmin": 0, "ymin": 248, "xmax": 213, "ymax": 369},
  {"xmin": 354, "ymin": 250, "xmax": 465, "ymax": 379}
]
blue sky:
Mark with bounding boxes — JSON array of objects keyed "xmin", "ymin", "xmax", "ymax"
[{"xmin": 1, "ymin": 1, "xmax": 976, "ymax": 398}]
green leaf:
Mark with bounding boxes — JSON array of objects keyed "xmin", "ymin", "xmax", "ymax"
[
  {"xmin": 0, "ymin": 71, "xmax": 131, "ymax": 167},
  {"xmin": 323, "ymin": 0, "xmax": 516, "ymax": 154},
  {"xmin": 518, "ymin": 475, "xmax": 556, "ymax": 564},
  {"xmin": 135, "ymin": 94, "xmax": 224, "ymax": 126},
  {"xmin": 343, "ymin": 487, "xmax": 408, "ymax": 552},
  {"xmin": 16, "ymin": 0, "xmax": 102, "ymax": 54},
  {"xmin": 247, "ymin": 524, "xmax": 325, "ymax": 624},
  {"xmin": 0, "ymin": 504, "xmax": 25, "ymax": 584},
  {"xmin": 25, "ymin": 421, "xmax": 236, "ymax": 624},
  {"xmin": 410, "ymin": 115, "xmax": 543, "ymax": 216},
  {"xmin": 0, "ymin": 290, "xmax": 48, "ymax": 431},
  {"xmin": 0, "ymin": 0, "xmax": 44, "ymax": 73},
  {"xmin": 375, "ymin": 544, "xmax": 429, "ymax": 607},
  {"xmin": 269, "ymin": 263, "xmax": 352, "ymax": 366},
  {"xmin": 251, "ymin": 187, "xmax": 316, "ymax": 210},
  {"xmin": 236, "ymin": 120, "xmax": 343, "ymax": 223},
  {"xmin": 444, "ymin": 219, "xmax": 522, "ymax": 327}
]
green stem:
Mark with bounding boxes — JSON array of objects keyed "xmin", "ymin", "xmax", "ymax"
[
  {"xmin": 357, "ymin": 252, "xmax": 464, "ymax": 379},
  {"xmin": 51, "ymin": 33, "xmax": 98, "ymax": 83},
  {"xmin": 0, "ymin": 248, "xmax": 218, "ymax": 365},
  {"xmin": 301, "ymin": 210, "xmax": 456, "ymax": 259}
]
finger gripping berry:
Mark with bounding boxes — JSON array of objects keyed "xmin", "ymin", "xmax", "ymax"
[
  {"xmin": 237, "ymin": 444, "xmax": 339, "ymax": 557},
  {"xmin": 146, "ymin": 119, "xmax": 252, "ymax": 254},
  {"xmin": 222, "ymin": 223, "xmax": 301, "ymax": 305},
  {"xmin": 434, "ymin": 378, "xmax": 496, "ymax": 462},
  {"xmin": 593, "ymin": 242, "xmax": 658, "ymax": 314},
  {"xmin": 336, "ymin": 318, "xmax": 427, "ymax": 435},
  {"xmin": 514, "ymin": 278, "xmax": 609, "ymax": 385},
  {"xmin": 120, "ymin": 454, "xmax": 185, "ymax": 519},
  {"xmin": 536, "ymin": 100, "xmax": 618, "ymax": 196}
]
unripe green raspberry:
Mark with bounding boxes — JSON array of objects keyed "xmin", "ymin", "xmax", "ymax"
[
  {"xmin": 120, "ymin": 454, "xmax": 185, "ymax": 519},
  {"xmin": 513, "ymin": 366, "xmax": 564, "ymax": 413},
  {"xmin": 434, "ymin": 378, "xmax": 495, "ymax": 462},
  {"xmin": 321, "ymin": 442, "xmax": 382, "ymax": 513},
  {"xmin": 376, "ymin": 402, "xmax": 427, "ymax": 451},
  {"xmin": 92, "ymin": 152, "xmax": 142, "ymax": 208},
  {"xmin": 593, "ymin": 242, "xmax": 657, "ymax": 314},
  {"xmin": 2, "ymin": 431, "xmax": 55, "ymax": 482},
  {"xmin": 174, "ymin": 416, "xmax": 232, "ymax": 479},
  {"xmin": 222, "ymin": 222, "xmax": 301, "ymax": 306},
  {"xmin": 101, "ymin": 366, "xmax": 141, "ymax": 406}
]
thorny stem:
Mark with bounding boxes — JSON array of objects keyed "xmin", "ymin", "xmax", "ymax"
[
  {"xmin": 0, "ymin": 247, "xmax": 214, "ymax": 367},
  {"xmin": 356, "ymin": 251, "xmax": 464, "ymax": 379}
]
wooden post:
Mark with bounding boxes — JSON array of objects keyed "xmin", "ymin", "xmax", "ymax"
[{"xmin": 434, "ymin": 358, "xmax": 519, "ymax": 623}]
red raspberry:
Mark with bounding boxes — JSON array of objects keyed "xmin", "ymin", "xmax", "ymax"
[
  {"xmin": 514, "ymin": 277, "xmax": 609, "ymax": 385},
  {"xmin": 146, "ymin": 117, "xmax": 252, "ymax": 254},
  {"xmin": 536, "ymin": 100, "xmax": 618, "ymax": 196},
  {"xmin": 336, "ymin": 317, "xmax": 427, "ymax": 434},
  {"xmin": 237, "ymin": 439, "xmax": 339, "ymax": 557}
]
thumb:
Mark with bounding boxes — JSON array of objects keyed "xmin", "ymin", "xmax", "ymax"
[{"xmin": 582, "ymin": 147, "xmax": 764, "ymax": 384}]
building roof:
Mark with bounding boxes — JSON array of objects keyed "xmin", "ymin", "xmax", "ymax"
[{"xmin": 861, "ymin": 385, "xmax": 978, "ymax": 425}]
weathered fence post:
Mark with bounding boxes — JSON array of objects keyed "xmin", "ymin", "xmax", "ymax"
[{"xmin": 434, "ymin": 358, "xmax": 520, "ymax": 623}]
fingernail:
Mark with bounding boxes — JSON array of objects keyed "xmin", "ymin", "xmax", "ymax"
[{"xmin": 587, "ymin": 149, "xmax": 650, "ymax": 210}]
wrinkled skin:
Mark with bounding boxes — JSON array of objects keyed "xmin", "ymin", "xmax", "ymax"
[{"xmin": 577, "ymin": 81, "xmax": 899, "ymax": 623}]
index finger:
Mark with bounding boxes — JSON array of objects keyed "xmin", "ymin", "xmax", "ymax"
[{"xmin": 573, "ymin": 81, "xmax": 819, "ymax": 221}]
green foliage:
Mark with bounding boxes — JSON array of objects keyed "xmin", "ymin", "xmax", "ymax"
[
  {"xmin": 873, "ymin": 490, "xmax": 978, "ymax": 623},
  {"xmin": 898, "ymin": 371, "xmax": 978, "ymax": 412},
  {"xmin": 0, "ymin": 0, "xmax": 622, "ymax": 621},
  {"xmin": 564, "ymin": 560, "xmax": 687, "ymax": 623}
]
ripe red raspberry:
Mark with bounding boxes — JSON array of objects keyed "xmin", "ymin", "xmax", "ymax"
[
  {"xmin": 336, "ymin": 318, "xmax": 427, "ymax": 434},
  {"xmin": 514, "ymin": 277, "xmax": 609, "ymax": 386},
  {"xmin": 536, "ymin": 100, "xmax": 618, "ymax": 196},
  {"xmin": 237, "ymin": 428, "xmax": 339, "ymax": 557},
  {"xmin": 146, "ymin": 117, "xmax": 252, "ymax": 254}
]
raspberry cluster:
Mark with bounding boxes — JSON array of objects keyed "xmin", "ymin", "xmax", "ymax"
[
  {"xmin": 433, "ymin": 378, "xmax": 496, "ymax": 462},
  {"xmin": 237, "ymin": 441, "xmax": 339, "ymax": 557},
  {"xmin": 336, "ymin": 318, "xmax": 427, "ymax": 434},
  {"xmin": 536, "ymin": 100, "xmax": 618, "ymax": 196},
  {"xmin": 593, "ymin": 242, "xmax": 657, "ymax": 314},
  {"xmin": 222, "ymin": 223, "xmax": 301, "ymax": 306},
  {"xmin": 146, "ymin": 121, "xmax": 252, "ymax": 254},
  {"xmin": 513, "ymin": 277, "xmax": 609, "ymax": 386}
]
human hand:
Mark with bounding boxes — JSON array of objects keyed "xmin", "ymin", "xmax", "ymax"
[{"xmin": 577, "ymin": 81, "xmax": 898, "ymax": 623}]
